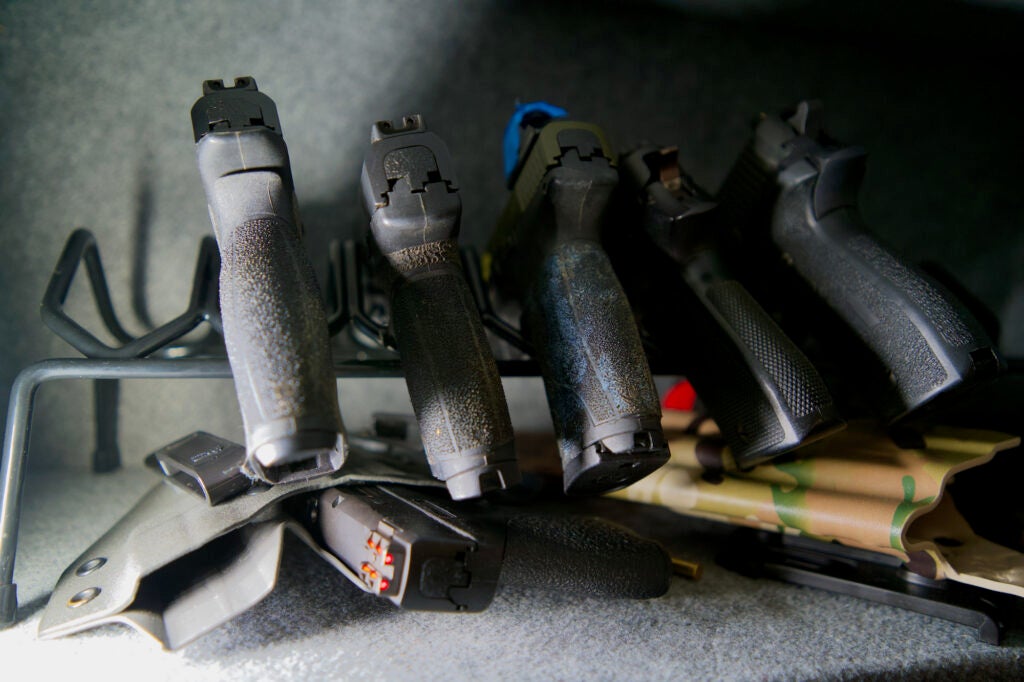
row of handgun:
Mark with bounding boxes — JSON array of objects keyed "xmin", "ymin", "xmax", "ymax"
[{"xmin": 192, "ymin": 78, "xmax": 1001, "ymax": 503}]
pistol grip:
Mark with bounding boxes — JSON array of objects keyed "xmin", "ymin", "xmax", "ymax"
[
  {"xmin": 217, "ymin": 214, "xmax": 345, "ymax": 482},
  {"xmin": 686, "ymin": 275, "xmax": 844, "ymax": 467},
  {"xmin": 387, "ymin": 243, "xmax": 519, "ymax": 500},
  {"xmin": 362, "ymin": 116, "xmax": 520, "ymax": 501},
  {"xmin": 501, "ymin": 515, "xmax": 672, "ymax": 599},
  {"xmin": 196, "ymin": 123, "xmax": 345, "ymax": 484},
  {"xmin": 525, "ymin": 241, "xmax": 668, "ymax": 495},
  {"xmin": 774, "ymin": 180, "xmax": 1001, "ymax": 419}
]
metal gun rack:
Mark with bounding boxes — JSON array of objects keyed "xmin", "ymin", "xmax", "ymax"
[{"xmin": 0, "ymin": 228, "xmax": 539, "ymax": 626}]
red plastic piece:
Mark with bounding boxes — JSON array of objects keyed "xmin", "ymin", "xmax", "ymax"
[{"xmin": 663, "ymin": 380, "xmax": 697, "ymax": 411}]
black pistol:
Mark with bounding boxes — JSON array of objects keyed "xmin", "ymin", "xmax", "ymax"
[
  {"xmin": 361, "ymin": 116, "xmax": 519, "ymax": 500},
  {"xmin": 614, "ymin": 145, "xmax": 844, "ymax": 467},
  {"xmin": 192, "ymin": 77, "xmax": 346, "ymax": 483},
  {"xmin": 717, "ymin": 101, "xmax": 1003, "ymax": 421},
  {"xmin": 487, "ymin": 103, "xmax": 668, "ymax": 494},
  {"xmin": 309, "ymin": 483, "xmax": 672, "ymax": 611}
]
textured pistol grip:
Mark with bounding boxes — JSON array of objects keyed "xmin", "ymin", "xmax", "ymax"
[
  {"xmin": 695, "ymin": 279, "xmax": 843, "ymax": 467},
  {"xmin": 524, "ymin": 241, "xmax": 668, "ymax": 495},
  {"xmin": 388, "ymin": 241, "xmax": 518, "ymax": 500},
  {"xmin": 500, "ymin": 515, "xmax": 672, "ymax": 599},
  {"xmin": 218, "ymin": 216, "xmax": 345, "ymax": 483},
  {"xmin": 774, "ymin": 182, "xmax": 999, "ymax": 419}
]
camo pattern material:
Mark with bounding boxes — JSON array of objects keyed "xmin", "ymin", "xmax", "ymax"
[{"xmin": 610, "ymin": 412, "xmax": 1024, "ymax": 595}]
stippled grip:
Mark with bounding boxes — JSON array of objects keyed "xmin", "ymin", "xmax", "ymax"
[
  {"xmin": 524, "ymin": 241, "xmax": 667, "ymax": 494},
  {"xmin": 617, "ymin": 142, "xmax": 842, "ymax": 466},
  {"xmin": 500, "ymin": 515, "xmax": 671, "ymax": 599},
  {"xmin": 691, "ymin": 273, "xmax": 841, "ymax": 466},
  {"xmin": 387, "ymin": 241, "xmax": 517, "ymax": 500},
  {"xmin": 195, "ymin": 125, "xmax": 345, "ymax": 484},
  {"xmin": 362, "ymin": 117, "xmax": 520, "ymax": 500},
  {"xmin": 217, "ymin": 217, "xmax": 345, "ymax": 480},
  {"xmin": 774, "ymin": 180, "xmax": 999, "ymax": 419}
]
